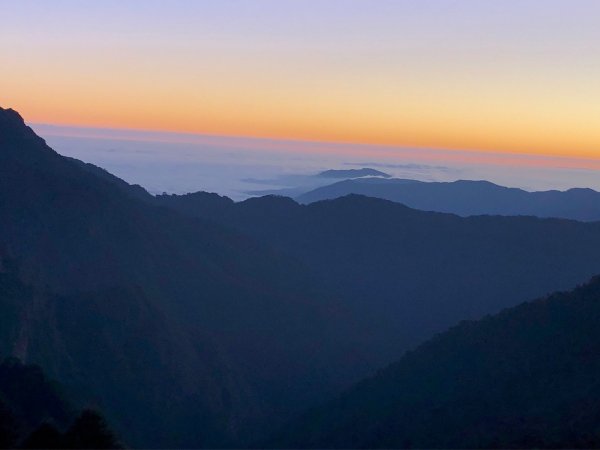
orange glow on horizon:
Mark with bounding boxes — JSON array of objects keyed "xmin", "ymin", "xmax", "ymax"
[
  {"xmin": 5, "ymin": 65, "xmax": 598, "ymax": 161},
  {"xmin": 14, "ymin": 101, "xmax": 600, "ymax": 162},
  {"xmin": 3, "ymin": 2, "xmax": 600, "ymax": 163}
]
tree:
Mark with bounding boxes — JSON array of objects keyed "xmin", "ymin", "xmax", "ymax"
[
  {"xmin": 63, "ymin": 410, "xmax": 121, "ymax": 449},
  {"xmin": 0, "ymin": 399, "xmax": 17, "ymax": 449},
  {"xmin": 20, "ymin": 422, "xmax": 63, "ymax": 449}
]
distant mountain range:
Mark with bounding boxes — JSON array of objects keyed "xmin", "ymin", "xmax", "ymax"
[
  {"xmin": 315, "ymin": 168, "xmax": 391, "ymax": 178},
  {"xmin": 4, "ymin": 105, "xmax": 600, "ymax": 448},
  {"xmin": 270, "ymin": 276, "xmax": 600, "ymax": 448},
  {"xmin": 296, "ymin": 177, "xmax": 600, "ymax": 221},
  {"xmin": 243, "ymin": 167, "xmax": 392, "ymax": 198}
]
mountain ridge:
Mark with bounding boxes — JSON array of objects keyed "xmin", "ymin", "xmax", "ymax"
[
  {"xmin": 316, "ymin": 168, "xmax": 392, "ymax": 178},
  {"xmin": 155, "ymin": 188, "xmax": 600, "ymax": 374},
  {"xmin": 269, "ymin": 274, "xmax": 600, "ymax": 448},
  {"xmin": 0, "ymin": 106, "xmax": 362, "ymax": 447},
  {"xmin": 296, "ymin": 177, "xmax": 600, "ymax": 221}
]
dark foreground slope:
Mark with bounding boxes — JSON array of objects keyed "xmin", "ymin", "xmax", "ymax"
[
  {"xmin": 0, "ymin": 357, "xmax": 120, "ymax": 449},
  {"xmin": 271, "ymin": 276, "xmax": 600, "ymax": 448},
  {"xmin": 0, "ymin": 259, "xmax": 242, "ymax": 447},
  {"xmin": 157, "ymin": 192, "xmax": 600, "ymax": 369},
  {"xmin": 0, "ymin": 107, "xmax": 357, "ymax": 447},
  {"xmin": 0, "ymin": 357, "xmax": 72, "ymax": 447},
  {"xmin": 297, "ymin": 177, "xmax": 600, "ymax": 221}
]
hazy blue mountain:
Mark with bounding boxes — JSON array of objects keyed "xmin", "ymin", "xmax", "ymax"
[
  {"xmin": 241, "ymin": 167, "xmax": 392, "ymax": 198},
  {"xmin": 270, "ymin": 275, "xmax": 600, "ymax": 448},
  {"xmin": 296, "ymin": 177, "xmax": 600, "ymax": 221},
  {"xmin": 316, "ymin": 168, "xmax": 391, "ymax": 178}
]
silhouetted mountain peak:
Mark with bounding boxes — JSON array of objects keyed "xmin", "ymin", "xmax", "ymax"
[
  {"xmin": 0, "ymin": 107, "xmax": 37, "ymax": 139},
  {"xmin": 173, "ymin": 190, "xmax": 234, "ymax": 206},
  {"xmin": 238, "ymin": 195, "xmax": 301, "ymax": 215},
  {"xmin": 0, "ymin": 106, "xmax": 54, "ymax": 160},
  {"xmin": 0, "ymin": 107, "xmax": 25, "ymax": 124},
  {"xmin": 241, "ymin": 194, "xmax": 298, "ymax": 207},
  {"xmin": 566, "ymin": 187, "xmax": 597, "ymax": 194},
  {"xmin": 452, "ymin": 179, "xmax": 519, "ymax": 190},
  {"xmin": 317, "ymin": 168, "xmax": 392, "ymax": 178},
  {"xmin": 321, "ymin": 193, "xmax": 412, "ymax": 211},
  {"xmin": 271, "ymin": 274, "xmax": 600, "ymax": 448}
]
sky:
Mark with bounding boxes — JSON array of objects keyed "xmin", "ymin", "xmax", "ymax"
[{"xmin": 2, "ymin": 0, "xmax": 600, "ymax": 161}]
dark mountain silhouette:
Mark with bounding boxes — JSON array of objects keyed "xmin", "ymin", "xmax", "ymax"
[
  {"xmin": 65, "ymin": 156, "xmax": 152, "ymax": 202},
  {"xmin": 270, "ymin": 276, "xmax": 600, "ymax": 448},
  {"xmin": 0, "ymin": 107, "xmax": 363, "ymax": 447},
  {"xmin": 296, "ymin": 177, "xmax": 600, "ymax": 221},
  {"xmin": 156, "ymin": 192, "xmax": 600, "ymax": 371},
  {"xmin": 316, "ymin": 168, "xmax": 391, "ymax": 178}
]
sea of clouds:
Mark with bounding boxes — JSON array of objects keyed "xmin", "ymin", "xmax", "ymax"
[{"xmin": 33, "ymin": 124, "xmax": 600, "ymax": 201}]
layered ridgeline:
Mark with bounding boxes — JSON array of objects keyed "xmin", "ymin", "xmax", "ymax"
[
  {"xmin": 155, "ymin": 192, "xmax": 600, "ymax": 370},
  {"xmin": 296, "ymin": 177, "xmax": 600, "ymax": 221},
  {"xmin": 0, "ymin": 107, "xmax": 360, "ymax": 447},
  {"xmin": 270, "ymin": 276, "xmax": 600, "ymax": 448},
  {"xmin": 5, "ymin": 105, "xmax": 600, "ymax": 448}
]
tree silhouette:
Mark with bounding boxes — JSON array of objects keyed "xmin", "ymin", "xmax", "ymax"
[
  {"xmin": 20, "ymin": 422, "xmax": 63, "ymax": 449},
  {"xmin": 0, "ymin": 399, "xmax": 17, "ymax": 449},
  {"xmin": 63, "ymin": 410, "xmax": 121, "ymax": 449}
]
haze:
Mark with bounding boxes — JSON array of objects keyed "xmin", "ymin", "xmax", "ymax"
[{"xmin": 34, "ymin": 123, "xmax": 600, "ymax": 200}]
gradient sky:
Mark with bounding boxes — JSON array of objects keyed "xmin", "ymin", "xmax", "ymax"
[{"xmin": 2, "ymin": 0, "xmax": 600, "ymax": 158}]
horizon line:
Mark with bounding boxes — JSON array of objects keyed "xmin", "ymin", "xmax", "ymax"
[{"xmin": 31, "ymin": 121, "xmax": 600, "ymax": 168}]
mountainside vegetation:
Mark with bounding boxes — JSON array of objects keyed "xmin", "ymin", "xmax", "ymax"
[
  {"xmin": 156, "ymin": 191, "xmax": 600, "ymax": 370},
  {"xmin": 270, "ymin": 276, "xmax": 600, "ymax": 448},
  {"xmin": 0, "ymin": 357, "xmax": 120, "ymax": 449}
]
